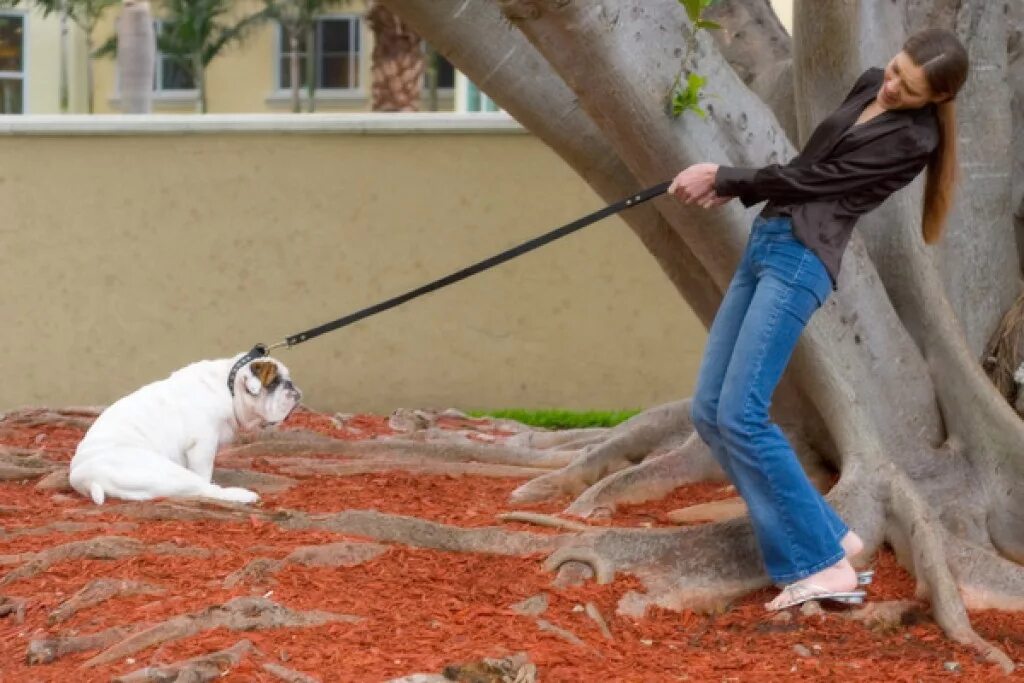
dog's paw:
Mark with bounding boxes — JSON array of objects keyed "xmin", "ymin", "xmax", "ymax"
[{"xmin": 216, "ymin": 487, "xmax": 261, "ymax": 504}]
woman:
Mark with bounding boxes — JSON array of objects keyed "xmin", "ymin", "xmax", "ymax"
[{"xmin": 667, "ymin": 28, "xmax": 969, "ymax": 611}]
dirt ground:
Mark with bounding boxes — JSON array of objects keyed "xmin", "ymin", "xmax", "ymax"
[{"xmin": 1, "ymin": 409, "xmax": 1022, "ymax": 682}]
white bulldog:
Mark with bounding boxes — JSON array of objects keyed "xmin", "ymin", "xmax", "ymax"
[{"xmin": 69, "ymin": 354, "xmax": 302, "ymax": 505}]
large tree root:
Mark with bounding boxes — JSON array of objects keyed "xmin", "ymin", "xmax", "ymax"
[
  {"xmin": 262, "ymin": 661, "xmax": 321, "ymax": 683},
  {"xmin": 28, "ymin": 623, "xmax": 152, "ymax": 665},
  {"xmin": 71, "ymin": 501, "xmax": 565, "ymax": 556},
  {"xmin": 509, "ymin": 401, "xmax": 696, "ymax": 504},
  {"xmin": 84, "ymin": 596, "xmax": 361, "ymax": 667},
  {"xmin": 0, "ymin": 447, "xmax": 59, "ymax": 481},
  {"xmin": 266, "ymin": 456, "xmax": 550, "ymax": 479},
  {"xmin": 563, "ymin": 434, "xmax": 725, "ymax": 518},
  {"xmin": 112, "ymin": 639, "xmax": 256, "ymax": 683},
  {"xmin": 48, "ymin": 578, "xmax": 167, "ymax": 625},
  {"xmin": 0, "ymin": 595, "xmax": 27, "ymax": 623},
  {"xmin": 1, "ymin": 536, "xmax": 216, "ymax": 587},
  {"xmin": 0, "ymin": 520, "xmax": 138, "ymax": 541},
  {"xmin": 227, "ymin": 430, "xmax": 574, "ymax": 469},
  {"xmin": 0, "ymin": 406, "xmax": 101, "ymax": 431},
  {"xmin": 223, "ymin": 541, "xmax": 388, "ymax": 588},
  {"xmin": 111, "ymin": 639, "xmax": 254, "ymax": 682},
  {"xmin": 887, "ymin": 470, "xmax": 1015, "ymax": 672}
]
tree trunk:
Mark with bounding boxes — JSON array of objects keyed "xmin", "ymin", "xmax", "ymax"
[
  {"xmin": 366, "ymin": 1, "xmax": 423, "ymax": 112},
  {"xmin": 380, "ymin": 0, "xmax": 1024, "ymax": 671},
  {"xmin": 116, "ymin": 0, "xmax": 155, "ymax": 115},
  {"xmin": 194, "ymin": 51, "xmax": 206, "ymax": 113},
  {"xmin": 305, "ymin": 24, "xmax": 316, "ymax": 113},
  {"xmin": 289, "ymin": 31, "xmax": 301, "ymax": 114}
]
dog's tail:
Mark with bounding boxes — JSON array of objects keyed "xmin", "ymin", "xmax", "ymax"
[{"xmin": 89, "ymin": 482, "xmax": 105, "ymax": 505}]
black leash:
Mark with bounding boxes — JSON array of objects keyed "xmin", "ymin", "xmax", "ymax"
[{"xmin": 228, "ymin": 180, "xmax": 672, "ymax": 394}]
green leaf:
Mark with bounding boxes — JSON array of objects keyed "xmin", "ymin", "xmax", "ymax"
[
  {"xmin": 671, "ymin": 71, "xmax": 708, "ymax": 119},
  {"xmin": 679, "ymin": 0, "xmax": 702, "ymax": 23},
  {"xmin": 696, "ymin": 19, "xmax": 722, "ymax": 30}
]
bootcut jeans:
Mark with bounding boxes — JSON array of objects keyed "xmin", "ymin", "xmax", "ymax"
[{"xmin": 690, "ymin": 215, "xmax": 848, "ymax": 584}]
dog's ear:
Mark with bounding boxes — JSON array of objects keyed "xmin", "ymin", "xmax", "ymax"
[
  {"xmin": 243, "ymin": 371, "xmax": 262, "ymax": 396},
  {"xmin": 249, "ymin": 360, "xmax": 279, "ymax": 388}
]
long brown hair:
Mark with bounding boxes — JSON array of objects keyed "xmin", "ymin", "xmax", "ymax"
[{"xmin": 902, "ymin": 29, "xmax": 968, "ymax": 244}]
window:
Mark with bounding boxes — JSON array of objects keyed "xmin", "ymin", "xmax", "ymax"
[
  {"xmin": 277, "ymin": 17, "xmax": 360, "ymax": 90},
  {"xmin": 0, "ymin": 13, "xmax": 25, "ymax": 114},
  {"xmin": 422, "ymin": 44, "xmax": 455, "ymax": 90},
  {"xmin": 154, "ymin": 21, "xmax": 195, "ymax": 92}
]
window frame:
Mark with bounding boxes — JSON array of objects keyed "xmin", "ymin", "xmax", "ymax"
[
  {"xmin": 0, "ymin": 9, "xmax": 27, "ymax": 115},
  {"xmin": 270, "ymin": 13, "xmax": 364, "ymax": 101},
  {"xmin": 153, "ymin": 19, "xmax": 198, "ymax": 95}
]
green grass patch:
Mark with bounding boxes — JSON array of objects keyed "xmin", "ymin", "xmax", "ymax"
[{"xmin": 467, "ymin": 409, "xmax": 639, "ymax": 430}]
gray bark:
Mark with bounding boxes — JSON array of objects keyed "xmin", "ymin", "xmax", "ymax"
[{"xmin": 116, "ymin": 0, "xmax": 156, "ymax": 114}]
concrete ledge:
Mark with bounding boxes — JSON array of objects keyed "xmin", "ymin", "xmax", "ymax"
[{"xmin": 0, "ymin": 112, "xmax": 524, "ymax": 136}]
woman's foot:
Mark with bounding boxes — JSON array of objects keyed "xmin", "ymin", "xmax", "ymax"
[
  {"xmin": 765, "ymin": 558, "xmax": 861, "ymax": 611},
  {"xmin": 841, "ymin": 530, "xmax": 864, "ymax": 560}
]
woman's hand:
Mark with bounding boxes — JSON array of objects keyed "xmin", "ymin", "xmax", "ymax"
[{"xmin": 668, "ymin": 163, "xmax": 725, "ymax": 207}]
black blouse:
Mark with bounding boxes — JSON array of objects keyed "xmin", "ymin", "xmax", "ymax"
[{"xmin": 714, "ymin": 68, "xmax": 940, "ymax": 287}]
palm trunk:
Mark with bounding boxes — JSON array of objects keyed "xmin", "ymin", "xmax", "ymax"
[{"xmin": 116, "ymin": 0, "xmax": 155, "ymax": 114}]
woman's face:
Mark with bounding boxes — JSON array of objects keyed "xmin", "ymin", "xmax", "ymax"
[{"xmin": 878, "ymin": 51, "xmax": 943, "ymax": 110}]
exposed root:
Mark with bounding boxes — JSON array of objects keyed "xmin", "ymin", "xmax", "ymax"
[
  {"xmin": 0, "ymin": 448, "xmax": 57, "ymax": 481},
  {"xmin": 211, "ymin": 468, "xmax": 297, "ymax": 494},
  {"xmin": 888, "ymin": 471, "xmax": 1015, "ymax": 673},
  {"xmin": 505, "ymin": 427, "xmax": 609, "ymax": 451},
  {"xmin": 223, "ymin": 541, "xmax": 388, "ymax": 588},
  {"xmin": 113, "ymin": 639, "xmax": 256, "ymax": 682},
  {"xmin": 440, "ymin": 653, "xmax": 538, "ymax": 683},
  {"xmin": 28, "ymin": 624, "xmax": 151, "ymax": 665},
  {"xmin": 0, "ymin": 595, "xmax": 27, "ymax": 623},
  {"xmin": 268, "ymin": 456, "xmax": 549, "ymax": 479},
  {"xmin": 48, "ymin": 578, "xmax": 166, "ymax": 625},
  {"xmin": 0, "ymin": 520, "xmax": 138, "ymax": 542},
  {"xmin": 227, "ymin": 431, "xmax": 572, "ymax": 469},
  {"xmin": 564, "ymin": 435, "xmax": 723, "ymax": 518},
  {"xmin": 1, "ymin": 536, "xmax": 215, "ymax": 587},
  {"xmin": 262, "ymin": 662, "xmax": 321, "ymax": 683},
  {"xmin": 509, "ymin": 401, "xmax": 695, "ymax": 504},
  {"xmin": 666, "ymin": 496, "xmax": 746, "ymax": 525},
  {"xmin": 71, "ymin": 501, "xmax": 564, "ymax": 556},
  {"xmin": 84, "ymin": 596, "xmax": 361, "ymax": 667},
  {"xmin": 497, "ymin": 511, "xmax": 592, "ymax": 532},
  {"xmin": 584, "ymin": 602, "xmax": 614, "ymax": 640},
  {"xmin": 34, "ymin": 468, "xmax": 70, "ymax": 490},
  {"xmin": 543, "ymin": 547, "xmax": 615, "ymax": 584},
  {"xmin": 536, "ymin": 618, "xmax": 589, "ymax": 649},
  {"xmin": 0, "ymin": 406, "xmax": 101, "ymax": 431},
  {"xmin": 842, "ymin": 600, "xmax": 927, "ymax": 630}
]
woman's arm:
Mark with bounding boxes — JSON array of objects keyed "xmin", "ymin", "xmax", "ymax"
[{"xmin": 712, "ymin": 126, "xmax": 936, "ymax": 207}]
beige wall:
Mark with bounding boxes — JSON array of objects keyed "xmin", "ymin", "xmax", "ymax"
[{"xmin": 0, "ymin": 118, "xmax": 706, "ymax": 413}]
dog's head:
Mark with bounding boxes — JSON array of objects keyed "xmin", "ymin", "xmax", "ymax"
[{"xmin": 231, "ymin": 356, "xmax": 302, "ymax": 428}]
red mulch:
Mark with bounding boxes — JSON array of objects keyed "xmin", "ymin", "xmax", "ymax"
[{"xmin": 1, "ymin": 412, "xmax": 1022, "ymax": 682}]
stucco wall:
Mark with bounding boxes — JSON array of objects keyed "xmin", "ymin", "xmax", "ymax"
[{"xmin": 0, "ymin": 115, "xmax": 706, "ymax": 413}]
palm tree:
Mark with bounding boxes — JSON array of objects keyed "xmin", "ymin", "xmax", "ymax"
[
  {"xmin": 116, "ymin": 0, "xmax": 155, "ymax": 113},
  {"xmin": 261, "ymin": 0, "xmax": 348, "ymax": 113},
  {"xmin": 364, "ymin": 0, "xmax": 422, "ymax": 111},
  {"xmin": 156, "ymin": 0, "xmax": 272, "ymax": 113}
]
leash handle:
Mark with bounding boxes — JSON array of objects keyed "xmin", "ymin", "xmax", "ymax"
[{"xmin": 283, "ymin": 180, "xmax": 672, "ymax": 349}]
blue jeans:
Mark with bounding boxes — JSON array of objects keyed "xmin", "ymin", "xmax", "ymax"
[{"xmin": 690, "ymin": 216, "xmax": 847, "ymax": 584}]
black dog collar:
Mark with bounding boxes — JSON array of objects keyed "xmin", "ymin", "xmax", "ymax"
[{"xmin": 227, "ymin": 344, "xmax": 268, "ymax": 396}]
